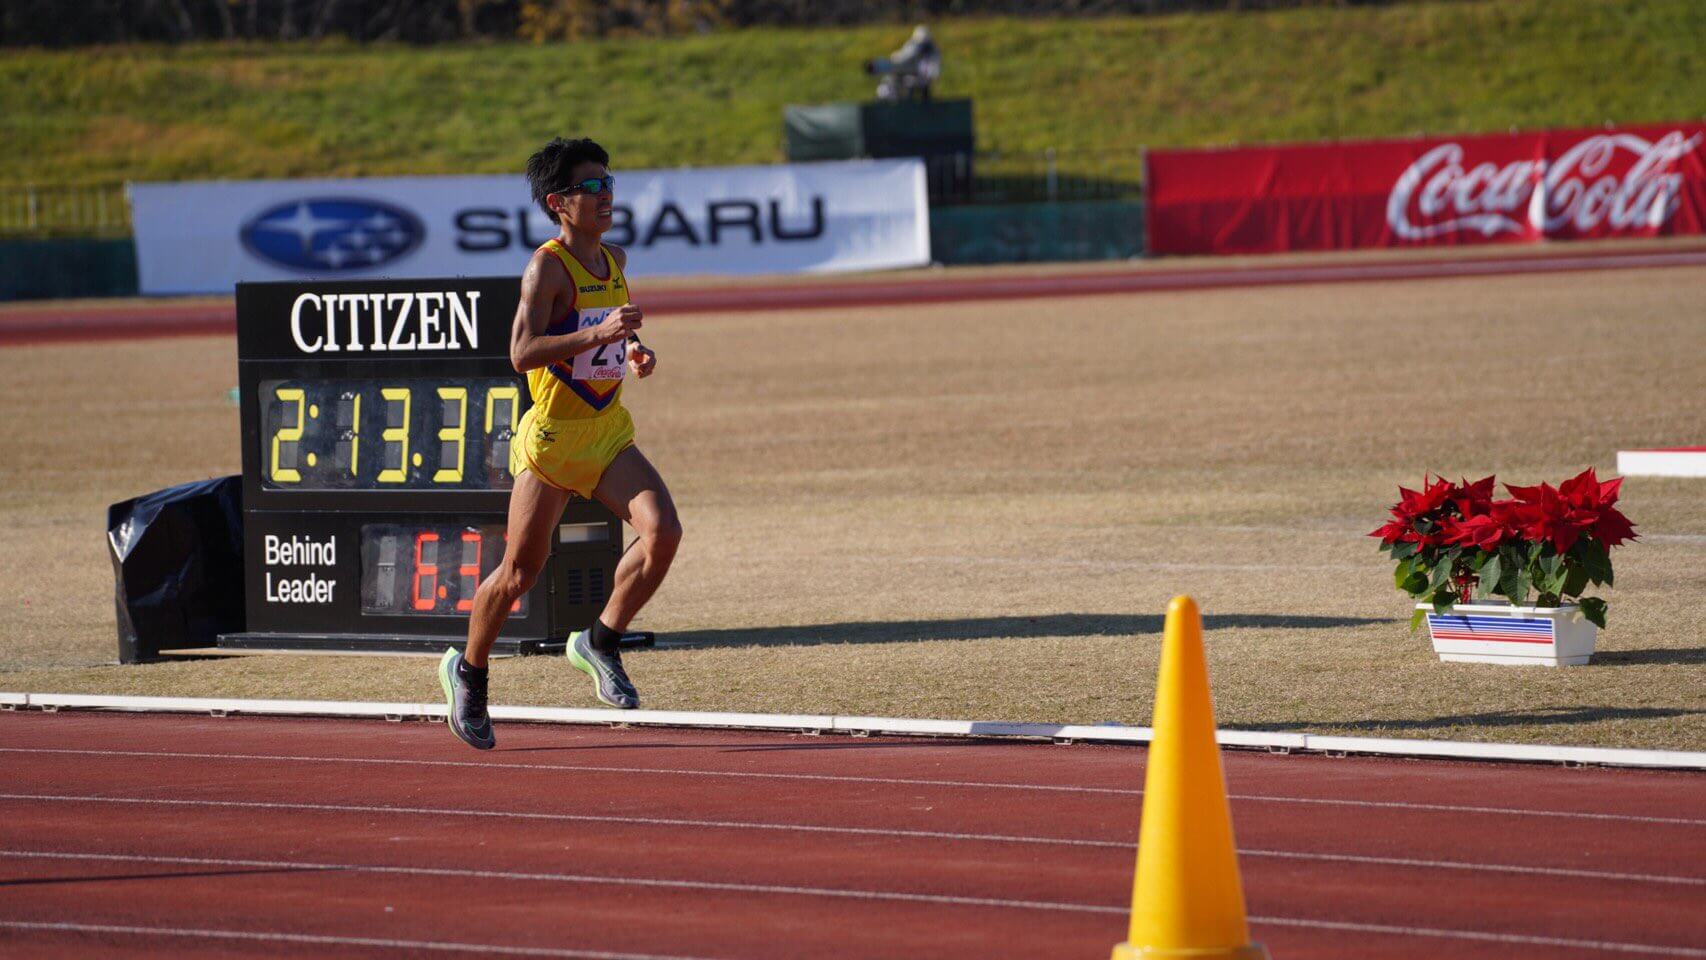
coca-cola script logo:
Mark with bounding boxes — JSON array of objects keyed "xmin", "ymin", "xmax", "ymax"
[{"xmin": 1386, "ymin": 131, "xmax": 1703, "ymax": 240}]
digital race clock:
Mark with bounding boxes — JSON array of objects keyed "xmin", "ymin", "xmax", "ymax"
[{"xmin": 219, "ymin": 276, "xmax": 622, "ymax": 655}]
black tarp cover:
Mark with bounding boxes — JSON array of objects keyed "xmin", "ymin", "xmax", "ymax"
[{"xmin": 107, "ymin": 475, "xmax": 244, "ymax": 662}]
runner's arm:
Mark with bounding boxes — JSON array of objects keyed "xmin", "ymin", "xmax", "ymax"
[{"xmin": 607, "ymin": 244, "xmax": 645, "ymax": 349}]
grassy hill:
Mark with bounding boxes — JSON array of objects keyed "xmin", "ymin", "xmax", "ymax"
[{"xmin": 3, "ymin": 0, "xmax": 1702, "ymax": 191}]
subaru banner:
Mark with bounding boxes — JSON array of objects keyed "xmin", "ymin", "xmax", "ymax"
[{"xmin": 130, "ymin": 159, "xmax": 930, "ymax": 295}]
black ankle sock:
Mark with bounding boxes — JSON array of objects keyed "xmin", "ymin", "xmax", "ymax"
[
  {"xmin": 457, "ymin": 657, "xmax": 488, "ymax": 681},
  {"xmin": 590, "ymin": 620, "xmax": 623, "ymax": 653}
]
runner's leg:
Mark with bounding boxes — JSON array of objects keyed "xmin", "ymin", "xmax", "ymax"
[
  {"xmin": 465, "ymin": 469, "xmax": 572, "ymax": 667},
  {"xmin": 591, "ymin": 445, "xmax": 682, "ymax": 632}
]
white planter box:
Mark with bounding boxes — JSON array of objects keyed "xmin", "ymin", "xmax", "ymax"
[{"xmin": 1419, "ymin": 602, "xmax": 1597, "ymax": 666}]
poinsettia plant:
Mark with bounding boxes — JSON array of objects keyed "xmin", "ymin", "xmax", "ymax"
[{"xmin": 1371, "ymin": 468, "xmax": 1637, "ymax": 630}]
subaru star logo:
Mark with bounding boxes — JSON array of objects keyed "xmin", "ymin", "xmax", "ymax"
[{"xmin": 241, "ymin": 198, "xmax": 424, "ymax": 272}]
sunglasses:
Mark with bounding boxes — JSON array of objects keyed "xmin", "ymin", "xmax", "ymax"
[{"xmin": 556, "ymin": 175, "xmax": 615, "ymax": 197}]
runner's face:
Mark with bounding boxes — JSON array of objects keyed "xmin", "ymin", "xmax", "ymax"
[{"xmin": 555, "ymin": 162, "xmax": 614, "ymax": 235}]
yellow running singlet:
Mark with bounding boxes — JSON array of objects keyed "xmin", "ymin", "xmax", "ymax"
[{"xmin": 509, "ymin": 240, "xmax": 636, "ymax": 497}]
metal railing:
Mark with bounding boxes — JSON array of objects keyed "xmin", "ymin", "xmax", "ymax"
[
  {"xmin": 971, "ymin": 146, "xmax": 1144, "ymax": 205},
  {"xmin": 0, "ymin": 183, "xmax": 131, "ymax": 237},
  {"xmin": 922, "ymin": 147, "xmax": 1144, "ymax": 206}
]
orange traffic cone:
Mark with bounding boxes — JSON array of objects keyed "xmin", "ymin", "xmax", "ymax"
[{"xmin": 1112, "ymin": 596, "xmax": 1269, "ymax": 960}]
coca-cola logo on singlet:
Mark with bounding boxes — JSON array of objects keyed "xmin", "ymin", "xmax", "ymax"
[{"xmin": 1386, "ymin": 131, "xmax": 1703, "ymax": 240}]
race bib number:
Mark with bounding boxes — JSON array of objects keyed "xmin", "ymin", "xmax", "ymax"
[{"xmin": 570, "ymin": 307, "xmax": 627, "ymax": 381}]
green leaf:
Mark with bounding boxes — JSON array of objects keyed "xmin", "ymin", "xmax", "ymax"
[
  {"xmin": 1499, "ymin": 543, "xmax": 1522, "ymax": 576},
  {"xmin": 1443, "ymin": 546, "xmax": 1463, "ymax": 566},
  {"xmin": 1580, "ymin": 539, "xmax": 1614, "ymax": 587},
  {"xmin": 1500, "ymin": 544, "xmax": 1528, "ymax": 594},
  {"xmin": 1393, "ymin": 557, "xmax": 1415, "ymax": 589},
  {"xmin": 1402, "ymin": 572, "xmax": 1429, "ymax": 596},
  {"xmin": 1409, "ymin": 607, "xmax": 1427, "ymax": 632},
  {"xmin": 1431, "ymin": 588, "xmax": 1456, "ymax": 614},
  {"xmin": 1391, "ymin": 540, "xmax": 1418, "ymax": 560},
  {"xmin": 1578, "ymin": 596, "xmax": 1607, "ymax": 629},
  {"xmin": 1509, "ymin": 568, "xmax": 1532, "ymax": 605},
  {"xmin": 1562, "ymin": 563, "xmax": 1589, "ymax": 599},
  {"xmin": 1428, "ymin": 559, "xmax": 1453, "ymax": 589},
  {"xmin": 1546, "ymin": 552, "xmax": 1568, "ymax": 591},
  {"xmin": 1476, "ymin": 554, "xmax": 1501, "ymax": 599}
]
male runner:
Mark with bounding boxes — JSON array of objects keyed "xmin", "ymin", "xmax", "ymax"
[{"xmin": 438, "ymin": 137, "xmax": 682, "ymax": 750}]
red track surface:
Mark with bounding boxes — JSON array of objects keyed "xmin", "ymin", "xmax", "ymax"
[
  {"xmin": 2, "ymin": 711, "xmax": 1703, "ymax": 959},
  {"xmin": 5, "ymin": 243, "xmax": 1706, "ymax": 346}
]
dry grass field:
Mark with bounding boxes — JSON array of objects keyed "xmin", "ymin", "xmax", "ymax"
[{"xmin": 2, "ymin": 264, "xmax": 1703, "ymax": 749}]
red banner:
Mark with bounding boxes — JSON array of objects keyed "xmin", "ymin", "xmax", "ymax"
[{"xmin": 1145, "ymin": 123, "xmax": 1706, "ymax": 255}]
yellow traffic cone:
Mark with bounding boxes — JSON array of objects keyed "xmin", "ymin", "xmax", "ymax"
[{"xmin": 1112, "ymin": 596, "xmax": 1269, "ymax": 960}]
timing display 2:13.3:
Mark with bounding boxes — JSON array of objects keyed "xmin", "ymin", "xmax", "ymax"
[{"xmin": 261, "ymin": 377, "xmax": 523, "ymax": 491}]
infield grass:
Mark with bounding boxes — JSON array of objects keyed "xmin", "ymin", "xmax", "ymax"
[
  {"xmin": 2, "ymin": 264, "xmax": 1703, "ymax": 749},
  {"xmin": 4, "ymin": 0, "xmax": 1703, "ymax": 189}
]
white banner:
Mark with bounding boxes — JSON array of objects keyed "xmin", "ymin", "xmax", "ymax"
[{"xmin": 130, "ymin": 159, "xmax": 930, "ymax": 295}]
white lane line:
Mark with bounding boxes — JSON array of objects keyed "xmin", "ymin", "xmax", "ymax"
[
  {"xmin": 1247, "ymin": 915, "xmax": 1706, "ymax": 958},
  {"xmin": 2, "ymin": 796, "xmax": 1702, "ymax": 887},
  {"xmin": 0, "ymin": 747, "xmax": 1138, "ymax": 796},
  {"xmin": 1239, "ymin": 848, "xmax": 1704, "ymax": 887},
  {"xmin": 4, "ymin": 853, "xmax": 1702, "ymax": 959},
  {"xmin": 0, "ymin": 849, "xmax": 1118, "ymax": 915},
  {"xmin": 0, "ymin": 792, "xmax": 1124, "ymax": 849},
  {"xmin": 0, "ymin": 920, "xmax": 720, "ymax": 960},
  {"xmin": 4, "ymin": 746, "xmax": 1702, "ymax": 826},
  {"xmin": 1241, "ymin": 792, "xmax": 1706, "ymax": 827}
]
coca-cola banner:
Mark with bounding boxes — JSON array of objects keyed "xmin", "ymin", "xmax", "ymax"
[{"xmin": 1145, "ymin": 123, "xmax": 1706, "ymax": 255}]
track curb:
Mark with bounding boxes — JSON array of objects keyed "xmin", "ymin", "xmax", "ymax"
[{"xmin": 6, "ymin": 692, "xmax": 1704, "ymax": 771}]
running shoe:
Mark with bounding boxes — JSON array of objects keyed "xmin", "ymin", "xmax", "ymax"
[
  {"xmin": 566, "ymin": 629, "xmax": 640, "ymax": 709},
  {"xmin": 438, "ymin": 647, "xmax": 495, "ymax": 750}
]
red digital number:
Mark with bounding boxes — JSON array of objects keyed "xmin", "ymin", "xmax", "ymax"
[
  {"xmin": 412, "ymin": 532, "xmax": 439, "ymax": 611},
  {"xmin": 456, "ymin": 531, "xmax": 481, "ymax": 613}
]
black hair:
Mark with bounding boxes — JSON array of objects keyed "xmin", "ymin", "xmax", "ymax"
[{"xmin": 526, "ymin": 137, "xmax": 610, "ymax": 220}]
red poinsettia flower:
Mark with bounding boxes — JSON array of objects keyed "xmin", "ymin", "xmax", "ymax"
[
  {"xmin": 1379, "ymin": 469, "xmax": 1634, "ymax": 626},
  {"xmin": 1557, "ymin": 467, "xmax": 1639, "ymax": 546},
  {"xmin": 1370, "ymin": 474, "xmax": 1457, "ymax": 543},
  {"xmin": 1504, "ymin": 482, "xmax": 1586, "ymax": 554},
  {"xmin": 1591, "ymin": 506, "xmax": 1638, "ymax": 547},
  {"xmin": 1369, "ymin": 518, "xmax": 1411, "ymax": 544},
  {"xmin": 1393, "ymin": 474, "xmax": 1454, "ymax": 520},
  {"xmin": 1450, "ymin": 475, "xmax": 1497, "ymax": 518},
  {"xmin": 1441, "ymin": 511, "xmax": 1514, "ymax": 551}
]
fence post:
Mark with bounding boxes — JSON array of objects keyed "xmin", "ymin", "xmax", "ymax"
[
  {"xmin": 27, "ymin": 185, "xmax": 38, "ymax": 231},
  {"xmin": 1046, "ymin": 147, "xmax": 1059, "ymax": 204}
]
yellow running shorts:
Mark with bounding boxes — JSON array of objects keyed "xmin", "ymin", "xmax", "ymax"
[{"xmin": 511, "ymin": 404, "xmax": 635, "ymax": 499}]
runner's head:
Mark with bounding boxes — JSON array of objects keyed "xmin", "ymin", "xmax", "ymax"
[{"xmin": 527, "ymin": 137, "xmax": 614, "ymax": 236}]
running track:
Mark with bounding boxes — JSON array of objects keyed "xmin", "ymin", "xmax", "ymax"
[
  {"xmin": 2, "ymin": 711, "xmax": 1703, "ymax": 958},
  {"xmin": 4, "ymin": 243, "xmax": 1706, "ymax": 346}
]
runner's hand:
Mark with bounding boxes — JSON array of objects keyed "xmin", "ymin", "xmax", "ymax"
[
  {"xmin": 594, "ymin": 304, "xmax": 643, "ymax": 344},
  {"xmin": 628, "ymin": 345, "xmax": 657, "ymax": 378}
]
